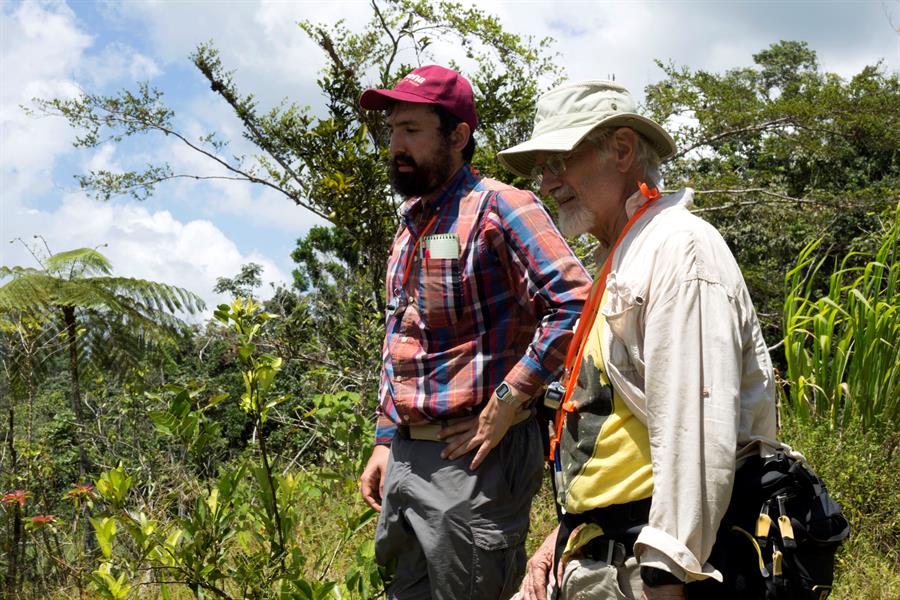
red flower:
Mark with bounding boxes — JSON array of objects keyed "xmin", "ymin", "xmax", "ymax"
[
  {"xmin": 1, "ymin": 490, "xmax": 27, "ymax": 508},
  {"xmin": 64, "ymin": 484, "xmax": 95, "ymax": 500},
  {"xmin": 31, "ymin": 515, "xmax": 56, "ymax": 525}
]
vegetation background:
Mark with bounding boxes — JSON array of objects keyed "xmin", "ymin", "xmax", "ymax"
[{"xmin": 1, "ymin": 1, "xmax": 898, "ymax": 598}]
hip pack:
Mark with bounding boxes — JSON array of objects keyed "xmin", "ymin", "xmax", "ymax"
[{"xmin": 689, "ymin": 446, "xmax": 850, "ymax": 600}]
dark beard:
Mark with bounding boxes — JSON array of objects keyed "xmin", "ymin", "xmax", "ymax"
[{"xmin": 389, "ymin": 142, "xmax": 454, "ymax": 198}]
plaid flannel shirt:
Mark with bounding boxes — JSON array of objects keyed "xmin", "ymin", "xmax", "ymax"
[{"xmin": 375, "ymin": 165, "xmax": 591, "ymax": 444}]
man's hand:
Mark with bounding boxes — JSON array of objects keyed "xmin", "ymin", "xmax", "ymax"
[
  {"xmin": 359, "ymin": 445, "xmax": 390, "ymax": 512},
  {"xmin": 641, "ymin": 585, "xmax": 686, "ymax": 599},
  {"xmin": 438, "ymin": 389, "xmax": 522, "ymax": 469},
  {"xmin": 520, "ymin": 526, "xmax": 559, "ymax": 600}
]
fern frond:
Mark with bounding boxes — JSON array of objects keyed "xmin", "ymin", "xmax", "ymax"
[
  {"xmin": 1, "ymin": 247, "xmax": 203, "ymax": 387},
  {"xmin": 45, "ymin": 248, "xmax": 113, "ymax": 278}
]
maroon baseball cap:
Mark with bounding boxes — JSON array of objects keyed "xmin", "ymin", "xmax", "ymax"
[{"xmin": 359, "ymin": 65, "xmax": 478, "ymax": 131}]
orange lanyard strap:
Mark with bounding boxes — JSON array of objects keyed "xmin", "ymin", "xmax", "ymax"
[
  {"xmin": 549, "ymin": 183, "xmax": 661, "ymax": 460},
  {"xmin": 400, "ymin": 213, "xmax": 439, "ymax": 290}
]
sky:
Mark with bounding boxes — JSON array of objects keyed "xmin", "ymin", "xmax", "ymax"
[{"xmin": 1, "ymin": 0, "xmax": 898, "ymax": 316}]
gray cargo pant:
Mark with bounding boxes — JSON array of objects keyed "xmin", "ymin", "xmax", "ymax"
[{"xmin": 375, "ymin": 417, "xmax": 544, "ymax": 600}]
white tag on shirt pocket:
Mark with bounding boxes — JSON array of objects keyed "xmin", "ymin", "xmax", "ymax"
[{"xmin": 423, "ymin": 233, "xmax": 460, "ymax": 259}]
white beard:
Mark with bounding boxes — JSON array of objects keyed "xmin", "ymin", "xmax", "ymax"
[{"xmin": 557, "ymin": 199, "xmax": 596, "ymax": 238}]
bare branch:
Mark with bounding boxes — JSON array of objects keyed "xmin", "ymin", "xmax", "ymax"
[
  {"xmin": 152, "ymin": 125, "xmax": 329, "ymax": 219},
  {"xmin": 678, "ymin": 188, "xmax": 831, "ymax": 214},
  {"xmin": 673, "ymin": 117, "xmax": 794, "ymax": 160},
  {"xmin": 372, "ymin": 0, "xmax": 400, "ymax": 78},
  {"xmin": 9, "ymin": 237, "xmax": 47, "ymax": 268},
  {"xmin": 768, "ymin": 339, "xmax": 786, "ymax": 353}
]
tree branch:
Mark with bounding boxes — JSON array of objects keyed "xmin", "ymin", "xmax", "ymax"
[
  {"xmin": 191, "ymin": 48, "xmax": 329, "ymax": 219},
  {"xmin": 371, "ymin": 0, "xmax": 400, "ymax": 79},
  {"xmin": 673, "ymin": 117, "xmax": 794, "ymax": 160},
  {"xmin": 39, "ymin": 99, "xmax": 331, "ymax": 221},
  {"xmin": 680, "ymin": 188, "xmax": 830, "ymax": 214},
  {"xmin": 767, "ymin": 339, "xmax": 786, "ymax": 353},
  {"xmin": 154, "ymin": 125, "xmax": 329, "ymax": 220}
]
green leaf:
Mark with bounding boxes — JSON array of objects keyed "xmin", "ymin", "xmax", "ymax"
[
  {"xmin": 90, "ymin": 516, "xmax": 117, "ymax": 558},
  {"xmin": 94, "ymin": 464, "xmax": 132, "ymax": 509}
]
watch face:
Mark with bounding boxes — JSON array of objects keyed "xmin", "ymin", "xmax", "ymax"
[{"xmin": 496, "ymin": 382, "xmax": 510, "ymax": 399}]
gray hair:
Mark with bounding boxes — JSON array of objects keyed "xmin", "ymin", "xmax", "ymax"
[{"xmin": 586, "ymin": 127, "xmax": 662, "ymax": 187}]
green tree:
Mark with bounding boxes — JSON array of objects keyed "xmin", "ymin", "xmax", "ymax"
[
  {"xmin": 645, "ymin": 40, "xmax": 900, "ymax": 346},
  {"xmin": 0, "ymin": 248, "xmax": 204, "ymax": 480},
  {"xmin": 32, "ymin": 0, "xmax": 559, "ymax": 311},
  {"xmin": 215, "ymin": 262, "xmax": 264, "ymax": 300}
]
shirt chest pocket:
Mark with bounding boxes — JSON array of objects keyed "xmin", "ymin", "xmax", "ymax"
[
  {"xmin": 418, "ymin": 257, "xmax": 463, "ymax": 329},
  {"xmin": 602, "ymin": 273, "xmax": 646, "ymax": 380}
]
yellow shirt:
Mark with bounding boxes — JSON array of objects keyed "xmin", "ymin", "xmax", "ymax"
[{"xmin": 556, "ymin": 299, "xmax": 653, "ymax": 514}]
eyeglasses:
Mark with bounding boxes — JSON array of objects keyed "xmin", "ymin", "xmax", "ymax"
[
  {"xmin": 529, "ymin": 134, "xmax": 610, "ymax": 182},
  {"xmin": 529, "ymin": 151, "xmax": 571, "ymax": 182}
]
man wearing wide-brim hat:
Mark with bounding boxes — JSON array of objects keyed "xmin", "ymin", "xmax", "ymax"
[{"xmin": 499, "ymin": 81, "xmax": 777, "ymax": 600}]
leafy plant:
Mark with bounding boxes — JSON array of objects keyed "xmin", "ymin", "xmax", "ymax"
[
  {"xmin": 783, "ymin": 203, "xmax": 900, "ymax": 430},
  {"xmin": 70, "ymin": 299, "xmax": 384, "ymax": 599},
  {"xmin": 0, "ymin": 247, "xmax": 204, "ymax": 480}
]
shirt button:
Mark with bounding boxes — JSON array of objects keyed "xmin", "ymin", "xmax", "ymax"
[
  {"xmin": 402, "ymin": 415, "xmax": 410, "ymax": 422},
  {"xmin": 395, "ymin": 375, "xmax": 404, "ymax": 382}
]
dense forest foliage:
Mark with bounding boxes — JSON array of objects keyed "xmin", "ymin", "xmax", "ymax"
[{"xmin": 2, "ymin": 2, "xmax": 898, "ymax": 598}]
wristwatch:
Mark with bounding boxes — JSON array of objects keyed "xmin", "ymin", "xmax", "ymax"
[
  {"xmin": 494, "ymin": 382, "xmax": 519, "ymax": 406},
  {"xmin": 640, "ymin": 566, "xmax": 683, "ymax": 588}
]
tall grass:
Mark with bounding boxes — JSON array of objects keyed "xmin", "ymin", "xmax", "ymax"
[{"xmin": 783, "ymin": 203, "xmax": 900, "ymax": 430}]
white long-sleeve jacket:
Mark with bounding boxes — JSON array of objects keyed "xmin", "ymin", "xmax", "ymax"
[{"xmin": 598, "ymin": 188, "xmax": 777, "ymax": 582}]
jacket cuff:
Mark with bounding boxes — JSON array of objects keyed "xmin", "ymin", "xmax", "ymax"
[{"xmin": 635, "ymin": 526, "xmax": 723, "ymax": 583}]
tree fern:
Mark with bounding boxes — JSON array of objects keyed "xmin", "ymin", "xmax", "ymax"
[{"xmin": 0, "ymin": 247, "xmax": 205, "ymax": 480}]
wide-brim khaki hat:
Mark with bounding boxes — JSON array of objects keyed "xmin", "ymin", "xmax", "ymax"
[{"xmin": 498, "ymin": 80, "xmax": 676, "ymax": 178}]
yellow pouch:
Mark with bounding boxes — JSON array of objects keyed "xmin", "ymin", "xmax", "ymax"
[{"xmin": 561, "ymin": 523, "xmax": 605, "ymax": 566}]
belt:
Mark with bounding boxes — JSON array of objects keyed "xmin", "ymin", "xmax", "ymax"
[
  {"xmin": 555, "ymin": 497, "xmax": 651, "ymax": 570},
  {"xmin": 582, "ymin": 537, "xmax": 630, "ymax": 565},
  {"xmin": 398, "ymin": 409, "xmax": 534, "ymax": 442}
]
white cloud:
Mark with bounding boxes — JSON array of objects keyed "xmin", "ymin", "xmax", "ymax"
[
  {"xmin": 83, "ymin": 142, "xmax": 120, "ymax": 173},
  {"xmin": 480, "ymin": 0, "xmax": 897, "ymax": 102},
  {"xmin": 1, "ymin": 1, "xmax": 92, "ymax": 85},
  {"xmin": 80, "ymin": 42, "xmax": 161, "ymax": 87},
  {"xmin": 3, "ymin": 192, "xmax": 288, "ymax": 315},
  {"xmin": 98, "ymin": 1, "xmax": 371, "ymax": 112},
  {"xmin": 0, "ymin": 1, "xmax": 90, "ymax": 201},
  {"xmin": 0, "ymin": 1, "xmax": 160, "ymax": 200},
  {"xmin": 0, "ymin": 0, "xmax": 296, "ymax": 319}
]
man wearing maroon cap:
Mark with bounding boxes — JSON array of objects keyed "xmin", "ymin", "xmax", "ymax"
[{"xmin": 357, "ymin": 65, "xmax": 591, "ymax": 599}]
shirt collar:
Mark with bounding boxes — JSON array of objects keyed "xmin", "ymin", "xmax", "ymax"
[{"xmin": 593, "ymin": 187, "xmax": 696, "ymax": 266}]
